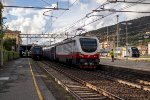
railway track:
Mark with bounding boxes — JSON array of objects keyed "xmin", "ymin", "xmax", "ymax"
[
  {"xmin": 51, "ymin": 61, "xmax": 150, "ymax": 92},
  {"xmin": 95, "ymin": 67, "xmax": 150, "ymax": 91},
  {"xmin": 40, "ymin": 61, "xmax": 150, "ymax": 100},
  {"xmin": 37, "ymin": 61, "xmax": 112, "ymax": 100}
]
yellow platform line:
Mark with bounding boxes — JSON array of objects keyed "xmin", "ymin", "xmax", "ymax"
[{"xmin": 28, "ymin": 58, "xmax": 44, "ymax": 100}]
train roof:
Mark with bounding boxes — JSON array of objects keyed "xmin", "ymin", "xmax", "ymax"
[
  {"xmin": 30, "ymin": 45, "xmax": 42, "ymax": 49},
  {"xmin": 46, "ymin": 36, "xmax": 99, "ymax": 47},
  {"xmin": 63, "ymin": 35, "xmax": 98, "ymax": 41}
]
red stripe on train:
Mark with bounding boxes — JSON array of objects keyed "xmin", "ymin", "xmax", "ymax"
[{"xmin": 56, "ymin": 53, "xmax": 100, "ymax": 59}]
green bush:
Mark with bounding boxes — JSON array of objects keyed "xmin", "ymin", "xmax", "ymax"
[
  {"xmin": 3, "ymin": 50, "xmax": 9, "ymax": 62},
  {"xmin": 2, "ymin": 50, "xmax": 20, "ymax": 64},
  {"xmin": 13, "ymin": 51, "xmax": 20, "ymax": 59}
]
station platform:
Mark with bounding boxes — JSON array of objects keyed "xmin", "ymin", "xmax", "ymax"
[
  {"xmin": 100, "ymin": 57, "xmax": 150, "ymax": 74},
  {"xmin": 0, "ymin": 58, "xmax": 55, "ymax": 100}
]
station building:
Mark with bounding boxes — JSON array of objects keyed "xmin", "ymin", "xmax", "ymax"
[{"xmin": 3, "ymin": 29, "xmax": 22, "ymax": 52}]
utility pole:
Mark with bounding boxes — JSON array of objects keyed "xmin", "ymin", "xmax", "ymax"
[
  {"xmin": 116, "ymin": 15, "xmax": 119, "ymax": 58},
  {"xmin": 125, "ymin": 22, "xmax": 128, "ymax": 61},
  {"xmin": 125, "ymin": 21, "xmax": 132, "ymax": 61},
  {"xmin": 107, "ymin": 26, "xmax": 109, "ymax": 47},
  {"xmin": 0, "ymin": 2, "xmax": 3, "ymax": 67},
  {"xmin": 66, "ymin": 32, "xmax": 68, "ymax": 39},
  {"xmin": 26, "ymin": 33, "xmax": 28, "ymax": 57},
  {"xmin": 121, "ymin": 21, "xmax": 132, "ymax": 61},
  {"xmin": 106, "ymin": 26, "xmax": 109, "ymax": 56},
  {"xmin": 49, "ymin": 38, "xmax": 51, "ymax": 47}
]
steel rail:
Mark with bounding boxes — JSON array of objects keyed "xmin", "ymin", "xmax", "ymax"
[
  {"xmin": 46, "ymin": 61, "xmax": 150, "ymax": 99},
  {"xmin": 83, "ymin": 69, "xmax": 150, "ymax": 92},
  {"xmin": 38, "ymin": 62, "xmax": 83, "ymax": 100},
  {"xmin": 110, "ymin": 67, "xmax": 150, "ymax": 89},
  {"xmin": 42, "ymin": 61, "xmax": 124, "ymax": 100}
]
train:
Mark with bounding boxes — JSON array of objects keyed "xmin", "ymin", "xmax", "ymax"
[
  {"xmin": 43, "ymin": 36, "xmax": 100, "ymax": 68},
  {"xmin": 127, "ymin": 47, "xmax": 140, "ymax": 57},
  {"xmin": 100, "ymin": 46, "xmax": 140, "ymax": 58},
  {"xmin": 116, "ymin": 46, "xmax": 140, "ymax": 57},
  {"xmin": 30, "ymin": 45, "xmax": 43, "ymax": 60}
]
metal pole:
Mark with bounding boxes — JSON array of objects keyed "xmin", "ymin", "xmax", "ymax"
[
  {"xmin": 0, "ymin": 39, "xmax": 3, "ymax": 66},
  {"xmin": 107, "ymin": 26, "xmax": 109, "ymax": 46},
  {"xmin": 49, "ymin": 39, "xmax": 51, "ymax": 46},
  {"xmin": 0, "ymin": 2, "xmax": 3, "ymax": 67},
  {"xmin": 54, "ymin": 38, "xmax": 55, "ymax": 44},
  {"xmin": 107, "ymin": 26, "xmax": 109, "ymax": 56},
  {"xmin": 116, "ymin": 15, "xmax": 119, "ymax": 58},
  {"xmin": 26, "ymin": 33, "xmax": 28, "ymax": 57},
  {"xmin": 126, "ymin": 22, "xmax": 128, "ymax": 61}
]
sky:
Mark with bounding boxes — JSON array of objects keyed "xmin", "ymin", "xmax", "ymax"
[{"xmin": 1, "ymin": 0, "xmax": 150, "ymax": 45}]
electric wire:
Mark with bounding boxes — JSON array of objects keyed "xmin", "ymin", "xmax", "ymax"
[
  {"xmin": 48, "ymin": 1, "xmax": 109, "ymax": 38},
  {"xmin": 43, "ymin": 0, "xmax": 78, "ymax": 34},
  {"xmin": 53, "ymin": 0, "xmax": 148, "ymax": 42},
  {"xmin": 3, "ymin": 0, "xmax": 149, "ymax": 45},
  {"xmin": 80, "ymin": 0, "xmax": 147, "ymax": 29}
]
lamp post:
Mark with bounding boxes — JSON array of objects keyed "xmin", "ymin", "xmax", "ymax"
[
  {"xmin": 107, "ymin": 26, "xmax": 109, "ymax": 47},
  {"xmin": 125, "ymin": 22, "xmax": 128, "ymax": 61},
  {"xmin": 121, "ymin": 21, "xmax": 132, "ymax": 61},
  {"xmin": 116, "ymin": 15, "xmax": 119, "ymax": 58},
  {"xmin": 48, "ymin": 40, "xmax": 53, "ymax": 47},
  {"xmin": 0, "ymin": 2, "xmax": 3, "ymax": 67},
  {"xmin": 0, "ymin": 2, "xmax": 7, "ymax": 66}
]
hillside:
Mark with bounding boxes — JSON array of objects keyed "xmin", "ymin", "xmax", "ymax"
[{"xmin": 85, "ymin": 16, "xmax": 150, "ymax": 46}]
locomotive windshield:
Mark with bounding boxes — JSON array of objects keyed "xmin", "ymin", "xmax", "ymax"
[
  {"xmin": 131, "ymin": 47, "xmax": 139, "ymax": 53},
  {"xmin": 32, "ymin": 46, "xmax": 42, "ymax": 54},
  {"xmin": 131, "ymin": 47, "xmax": 140, "ymax": 57},
  {"xmin": 80, "ymin": 38, "xmax": 97, "ymax": 53}
]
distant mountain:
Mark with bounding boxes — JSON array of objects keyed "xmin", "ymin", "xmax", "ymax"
[{"xmin": 84, "ymin": 16, "xmax": 150, "ymax": 46}]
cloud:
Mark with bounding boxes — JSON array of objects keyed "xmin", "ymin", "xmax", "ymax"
[
  {"xmin": 60, "ymin": 0, "xmax": 79, "ymax": 4},
  {"xmin": 7, "ymin": 8, "xmax": 48, "ymax": 44},
  {"xmin": 95, "ymin": 0, "xmax": 107, "ymax": 4},
  {"xmin": 4, "ymin": 0, "xmax": 150, "ymax": 45},
  {"xmin": 51, "ymin": 3, "xmax": 58, "ymax": 8},
  {"xmin": 9, "ymin": 8, "xmax": 36, "ymax": 17},
  {"xmin": 0, "ymin": 0, "xmax": 13, "ymax": 5},
  {"xmin": 79, "ymin": 2, "xmax": 88, "ymax": 10},
  {"xmin": 123, "ymin": 4, "xmax": 150, "ymax": 20}
]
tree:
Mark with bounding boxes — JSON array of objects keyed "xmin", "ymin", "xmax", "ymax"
[{"xmin": 3, "ymin": 38, "xmax": 16, "ymax": 51}]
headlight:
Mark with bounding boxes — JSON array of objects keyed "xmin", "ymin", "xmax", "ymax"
[
  {"xmin": 89, "ymin": 62, "xmax": 94, "ymax": 65},
  {"xmin": 84, "ymin": 62, "xmax": 88, "ymax": 65}
]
